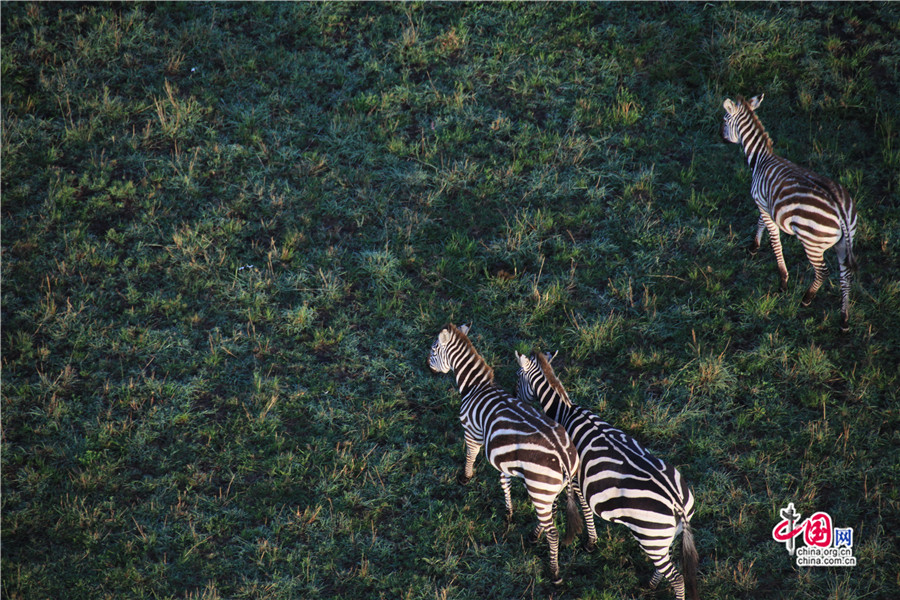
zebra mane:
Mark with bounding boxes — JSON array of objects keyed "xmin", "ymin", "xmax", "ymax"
[
  {"xmin": 446, "ymin": 323, "xmax": 495, "ymax": 383},
  {"xmin": 736, "ymin": 95, "xmax": 774, "ymax": 153},
  {"xmin": 535, "ymin": 351, "xmax": 572, "ymax": 406}
]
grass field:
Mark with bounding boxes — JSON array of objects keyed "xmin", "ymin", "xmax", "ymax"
[{"xmin": 3, "ymin": 3, "xmax": 900, "ymax": 599}]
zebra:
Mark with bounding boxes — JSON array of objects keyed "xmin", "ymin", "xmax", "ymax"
[
  {"xmin": 515, "ymin": 350, "xmax": 699, "ymax": 600},
  {"xmin": 427, "ymin": 323, "xmax": 585, "ymax": 584},
  {"xmin": 721, "ymin": 93, "xmax": 858, "ymax": 331}
]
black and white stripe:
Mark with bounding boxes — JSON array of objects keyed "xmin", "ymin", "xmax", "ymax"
[
  {"xmin": 428, "ymin": 324, "xmax": 584, "ymax": 584},
  {"xmin": 516, "ymin": 351, "xmax": 698, "ymax": 600},
  {"xmin": 722, "ymin": 93, "xmax": 858, "ymax": 331}
]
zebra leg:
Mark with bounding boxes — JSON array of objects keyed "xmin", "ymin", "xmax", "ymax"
[
  {"xmin": 537, "ymin": 511, "xmax": 561, "ymax": 584},
  {"xmin": 546, "ymin": 525, "xmax": 563, "ymax": 585},
  {"xmin": 458, "ymin": 434, "xmax": 481, "ymax": 485},
  {"xmin": 748, "ymin": 214, "xmax": 765, "ymax": 255},
  {"xmin": 574, "ymin": 484, "xmax": 598, "ymax": 551},
  {"xmin": 835, "ymin": 237, "xmax": 853, "ymax": 331},
  {"xmin": 761, "ymin": 213, "xmax": 789, "ymax": 291},
  {"xmin": 644, "ymin": 540, "xmax": 685, "ymax": 600},
  {"xmin": 800, "ymin": 245, "xmax": 828, "ymax": 307},
  {"xmin": 527, "ymin": 487, "xmax": 563, "ymax": 584},
  {"xmin": 531, "ymin": 498, "xmax": 550, "ymax": 543},
  {"xmin": 500, "ymin": 473, "xmax": 514, "ymax": 521},
  {"xmin": 668, "ymin": 572, "xmax": 687, "ymax": 600}
]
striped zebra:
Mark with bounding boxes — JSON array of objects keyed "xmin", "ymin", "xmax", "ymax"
[
  {"xmin": 515, "ymin": 351, "xmax": 699, "ymax": 600},
  {"xmin": 427, "ymin": 323, "xmax": 585, "ymax": 584},
  {"xmin": 721, "ymin": 94, "xmax": 858, "ymax": 331}
]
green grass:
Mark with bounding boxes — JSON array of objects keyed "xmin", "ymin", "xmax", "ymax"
[{"xmin": 3, "ymin": 3, "xmax": 900, "ymax": 599}]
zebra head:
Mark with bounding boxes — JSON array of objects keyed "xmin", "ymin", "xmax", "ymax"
[
  {"xmin": 514, "ymin": 350, "xmax": 557, "ymax": 403},
  {"xmin": 721, "ymin": 94, "xmax": 764, "ymax": 144},
  {"xmin": 515, "ymin": 351, "xmax": 539, "ymax": 401},
  {"xmin": 516, "ymin": 349, "xmax": 571, "ymax": 418},
  {"xmin": 428, "ymin": 323, "xmax": 470, "ymax": 373}
]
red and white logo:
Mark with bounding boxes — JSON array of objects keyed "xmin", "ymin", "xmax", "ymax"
[{"xmin": 772, "ymin": 503, "xmax": 855, "ymax": 567}]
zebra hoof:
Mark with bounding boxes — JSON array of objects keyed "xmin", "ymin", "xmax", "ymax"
[
  {"xmin": 840, "ymin": 319, "xmax": 850, "ymax": 333},
  {"xmin": 457, "ymin": 473, "xmax": 471, "ymax": 485},
  {"xmin": 584, "ymin": 540, "xmax": 597, "ymax": 553},
  {"xmin": 551, "ymin": 575, "xmax": 563, "ymax": 586}
]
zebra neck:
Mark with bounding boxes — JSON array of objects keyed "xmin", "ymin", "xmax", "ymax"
[
  {"xmin": 540, "ymin": 394, "xmax": 569, "ymax": 424},
  {"xmin": 451, "ymin": 350, "xmax": 493, "ymax": 396},
  {"xmin": 741, "ymin": 120, "xmax": 773, "ymax": 171}
]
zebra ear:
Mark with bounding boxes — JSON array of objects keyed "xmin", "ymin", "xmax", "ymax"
[
  {"xmin": 515, "ymin": 351, "xmax": 531, "ymax": 368},
  {"xmin": 749, "ymin": 94, "xmax": 764, "ymax": 110},
  {"xmin": 438, "ymin": 329, "xmax": 452, "ymax": 345},
  {"xmin": 458, "ymin": 323, "xmax": 471, "ymax": 335},
  {"xmin": 723, "ymin": 98, "xmax": 737, "ymax": 113}
]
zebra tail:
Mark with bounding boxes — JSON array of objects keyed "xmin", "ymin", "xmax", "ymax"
[
  {"xmin": 681, "ymin": 516, "xmax": 700, "ymax": 600},
  {"xmin": 561, "ymin": 472, "xmax": 583, "ymax": 547},
  {"xmin": 840, "ymin": 199, "xmax": 857, "ymax": 272}
]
